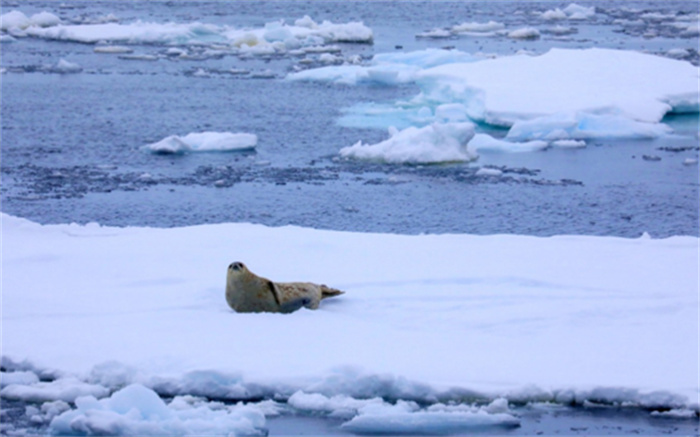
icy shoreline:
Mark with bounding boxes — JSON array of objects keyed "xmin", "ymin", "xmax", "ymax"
[{"xmin": 2, "ymin": 213, "xmax": 698, "ymax": 434}]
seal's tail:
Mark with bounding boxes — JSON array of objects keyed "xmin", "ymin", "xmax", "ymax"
[{"xmin": 320, "ymin": 285, "xmax": 344, "ymax": 299}]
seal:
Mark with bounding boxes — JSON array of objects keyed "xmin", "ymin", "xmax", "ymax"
[{"xmin": 225, "ymin": 262, "xmax": 344, "ymax": 313}]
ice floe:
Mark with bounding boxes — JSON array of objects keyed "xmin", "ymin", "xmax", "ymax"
[
  {"xmin": 7, "ymin": 11, "xmax": 372, "ymax": 54},
  {"xmin": 1, "ymin": 10, "xmax": 60, "ymax": 32},
  {"xmin": 143, "ymin": 132, "xmax": 257, "ymax": 154},
  {"xmin": 318, "ymin": 47, "xmax": 698, "ymax": 147},
  {"xmin": 340, "ymin": 123, "xmax": 477, "ymax": 163},
  {"xmin": 1, "ymin": 214, "xmax": 697, "ymax": 414},
  {"xmin": 540, "ymin": 3, "xmax": 596, "ymax": 21},
  {"xmin": 52, "ymin": 58, "xmax": 82, "ymax": 74}
]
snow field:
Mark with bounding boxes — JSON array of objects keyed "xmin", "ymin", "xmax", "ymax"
[{"xmin": 2, "ymin": 213, "xmax": 698, "ymax": 434}]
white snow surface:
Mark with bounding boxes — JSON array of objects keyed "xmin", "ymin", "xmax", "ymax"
[
  {"xmin": 143, "ymin": 132, "xmax": 257, "ymax": 154},
  {"xmin": 2, "ymin": 214, "xmax": 698, "ymax": 418}
]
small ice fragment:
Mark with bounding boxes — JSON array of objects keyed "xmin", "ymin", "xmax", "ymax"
[
  {"xmin": 476, "ymin": 167, "xmax": 503, "ymax": 177},
  {"xmin": 508, "ymin": 27, "xmax": 541, "ymax": 39}
]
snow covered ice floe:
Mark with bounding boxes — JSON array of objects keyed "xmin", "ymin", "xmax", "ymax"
[
  {"xmin": 1, "ymin": 213, "xmax": 698, "ymax": 423},
  {"xmin": 316, "ymin": 47, "xmax": 699, "ymax": 147},
  {"xmin": 143, "ymin": 132, "xmax": 257, "ymax": 154}
]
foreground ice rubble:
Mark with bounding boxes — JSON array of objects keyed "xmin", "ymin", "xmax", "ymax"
[{"xmin": 1, "ymin": 214, "xmax": 697, "ymax": 435}]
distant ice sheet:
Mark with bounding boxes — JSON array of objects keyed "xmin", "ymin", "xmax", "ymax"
[{"xmin": 143, "ymin": 132, "xmax": 257, "ymax": 154}]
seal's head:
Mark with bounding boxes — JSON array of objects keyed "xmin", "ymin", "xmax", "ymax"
[{"xmin": 227, "ymin": 261, "xmax": 251, "ymax": 282}]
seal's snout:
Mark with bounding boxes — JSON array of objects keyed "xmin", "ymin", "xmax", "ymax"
[{"xmin": 229, "ymin": 262, "xmax": 244, "ymax": 271}]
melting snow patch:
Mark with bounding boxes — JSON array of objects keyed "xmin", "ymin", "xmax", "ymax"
[{"xmin": 143, "ymin": 132, "xmax": 257, "ymax": 154}]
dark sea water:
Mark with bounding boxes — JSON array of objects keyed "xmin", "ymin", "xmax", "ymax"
[{"xmin": 1, "ymin": 0, "xmax": 699, "ymax": 237}]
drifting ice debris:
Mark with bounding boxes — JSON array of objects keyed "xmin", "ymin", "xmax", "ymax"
[{"xmin": 144, "ymin": 132, "xmax": 257, "ymax": 154}]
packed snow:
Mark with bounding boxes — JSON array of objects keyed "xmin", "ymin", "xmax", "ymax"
[
  {"xmin": 143, "ymin": 132, "xmax": 257, "ymax": 154},
  {"xmin": 1, "ymin": 213, "xmax": 698, "ymax": 434}
]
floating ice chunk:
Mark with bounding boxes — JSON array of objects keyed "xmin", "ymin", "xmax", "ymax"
[
  {"xmin": 94, "ymin": 45, "xmax": 134, "ymax": 54},
  {"xmin": 651, "ymin": 408, "xmax": 698, "ymax": 418},
  {"xmin": 682, "ymin": 158, "xmax": 698, "ymax": 165},
  {"xmin": 0, "ymin": 377, "xmax": 108, "ymax": 403},
  {"xmin": 563, "ymin": 3, "xmax": 596, "ymax": 20},
  {"xmin": 416, "ymin": 28, "xmax": 451, "ymax": 38},
  {"xmin": 666, "ymin": 48, "xmax": 690, "ymax": 59},
  {"xmin": 317, "ymin": 20, "xmax": 373, "ymax": 43},
  {"xmin": 0, "ymin": 370, "xmax": 40, "ymax": 387},
  {"xmin": 0, "ymin": 10, "xmax": 30, "ymax": 30},
  {"xmin": 508, "ymin": 27, "xmax": 541, "ymax": 39},
  {"xmin": 53, "ymin": 58, "xmax": 82, "ymax": 74},
  {"xmin": 340, "ymin": 123, "xmax": 477, "ymax": 164},
  {"xmin": 294, "ymin": 15, "xmax": 317, "ymax": 29},
  {"xmin": 469, "ymin": 134, "xmax": 548, "ymax": 153},
  {"xmin": 416, "ymin": 48, "xmax": 699, "ymax": 131},
  {"xmin": 453, "ymin": 20, "xmax": 505, "ymax": 34},
  {"xmin": 543, "ymin": 25, "xmax": 577, "ymax": 35},
  {"xmin": 287, "ymin": 391, "xmax": 384, "ymax": 419},
  {"xmin": 144, "ymin": 132, "xmax": 257, "ymax": 154},
  {"xmin": 541, "ymin": 8, "xmax": 568, "ymax": 20},
  {"xmin": 30, "ymin": 11, "xmax": 60, "ymax": 28},
  {"xmin": 341, "ymin": 401, "xmax": 520, "ymax": 435},
  {"xmin": 48, "ymin": 384, "xmax": 268, "ymax": 437},
  {"xmin": 0, "ymin": 34, "xmax": 16, "ymax": 43},
  {"xmin": 552, "ymin": 139, "xmax": 586, "ymax": 148},
  {"xmin": 118, "ymin": 53, "xmax": 159, "ymax": 61},
  {"xmin": 475, "ymin": 167, "xmax": 503, "ymax": 177}
]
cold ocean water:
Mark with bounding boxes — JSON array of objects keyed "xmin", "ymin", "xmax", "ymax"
[
  {"xmin": 1, "ymin": 1, "xmax": 699, "ymax": 436},
  {"xmin": 1, "ymin": 0, "xmax": 698, "ymax": 237}
]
